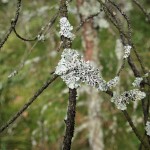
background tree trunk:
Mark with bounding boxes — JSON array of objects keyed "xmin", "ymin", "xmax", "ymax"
[{"xmin": 76, "ymin": 1, "xmax": 104, "ymax": 149}]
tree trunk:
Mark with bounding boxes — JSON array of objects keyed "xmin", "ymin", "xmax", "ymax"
[{"xmin": 76, "ymin": 1, "xmax": 104, "ymax": 149}]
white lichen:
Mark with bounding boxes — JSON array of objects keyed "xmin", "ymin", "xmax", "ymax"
[
  {"xmin": 123, "ymin": 45, "xmax": 132, "ymax": 58},
  {"xmin": 145, "ymin": 121, "xmax": 150, "ymax": 136},
  {"xmin": 8, "ymin": 70, "xmax": 18, "ymax": 78},
  {"xmin": 55, "ymin": 49, "xmax": 119, "ymax": 90},
  {"xmin": 107, "ymin": 76, "xmax": 120, "ymax": 89},
  {"xmin": 37, "ymin": 34, "xmax": 45, "ymax": 41},
  {"xmin": 55, "ymin": 49, "xmax": 106, "ymax": 89},
  {"xmin": 132, "ymin": 77, "xmax": 143, "ymax": 87},
  {"xmin": 59, "ymin": 17, "xmax": 75, "ymax": 40},
  {"xmin": 111, "ymin": 89, "xmax": 146, "ymax": 110}
]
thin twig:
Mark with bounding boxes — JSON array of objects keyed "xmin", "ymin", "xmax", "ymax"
[
  {"xmin": 96, "ymin": 1, "xmax": 149, "ymax": 143},
  {"xmin": 108, "ymin": 0, "xmax": 146, "ymax": 74},
  {"xmin": 107, "ymin": 1, "xmax": 150, "ymax": 147},
  {"xmin": 105, "ymin": 89, "xmax": 150, "ymax": 149},
  {"xmin": 75, "ymin": 11, "xmax": 101, "ymax": 32},
  {"xmin": 127, "ymin": 56, "xmax": 141, "ymax": 77},
  {"xmin": 13, "ymin": 28, "xmax": 37, "ymax": 41},
  {"xmin": 132, "ymin": 0, "xmax": 150, "ymax": 22},
  {"xmin": 5, "ymin": 12, "xmax": 59, "ymax": 80},
  {"xmin": 0, "ymin": 75, "xmax": 58, "ymax": 134},
  {"xmin": 0, "ymin": 0, "xmax": 22, "ymax": 49},
  {"xmin": 100, "ymin": 0, "xmax": 147, "ymax": 80},
  {"xmin": 13, "ymin": 11, "xmax": 59, "ymax": 42},
  {"xmin": 122, "ymin": 110, "xmax": 150, "ymax": 149}
]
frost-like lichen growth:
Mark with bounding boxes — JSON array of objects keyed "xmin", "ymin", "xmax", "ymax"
[
  {"xmin": 144, "ymin": 73, "xmax": 149, "ymax": 77},
  {"xmin": 37, "ymin": 34, "xmax": 45, "ymax": 41},
  {"xmin": 55, "ymin": 49, "xmax": 107, "ymax": 90},
  {"xmin": 55, "ymin": 49, "xmax": 83, "ymax": 89},
  {"xmin": 145, "ymin": 121, "xmax": 150, "ymax": 136},
  {"xmin": 59, "ymin": 17, "xmax": 75, "ymax": 40},
  {"xmin": 55, "ymin": 49, "xmax": 120, "ymax": 90},
  {"xmin": 8, "ymin": 70, "xmax": 18, "ymax": 78},
  {"xmin": 123, "ymin": 45, "xmax": 132, "ymax": 58},
  {"xmin": 107, "ymin": 76, "xmax": 120, "ymax": 89},
  {"xmin": 111, "ymin": 89, "xmax": 146, "ymax": 110},
  {"xmin": 132, "ymin": 77, "xmax": 143, "ymax": 87}
]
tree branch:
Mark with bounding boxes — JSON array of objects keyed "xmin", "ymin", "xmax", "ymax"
[
  {"xmin": 13, "ymin": 27, "xmax": 37, "ymax": 41},
  {"xmin": 63, "ymin": 89, "xmax": 77, "ymax": 150},
  {"xmin": 0, "ymin": 0, "xmax": 22, "ymax": 49},
  {"xmin": 105, "ymin": 90, "xmax": 150, "ymax": 149},
  {"xmin": 13, "ymin": 11, "xmax": 59, "ymax": 42},
  {"xmin": 122, "ymin": 110, "xmax": 150, "ymax": 150},
  {"xmin": 132, "ymin": 0, "xmax": 150, "ymax": 22},
  {"xmin": 59, "ymin": 0, "xmax": 77, "ymax": 149},
  {"xmin": 75, "ymin": 11, "xmax": 101, "ymax": 32},
  {"xmin": 0, "ymin": 75, "xmax": 58, "ymax": 134}
]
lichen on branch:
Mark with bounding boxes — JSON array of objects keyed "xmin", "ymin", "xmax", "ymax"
[{"xmin": 55, "ymin": 48, "xmax": 119, "ymax": 91}]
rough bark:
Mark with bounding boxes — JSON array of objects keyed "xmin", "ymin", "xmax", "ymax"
[{"xmin": 59, "ymin": 1, "xmax": 77, "ymax": 150}]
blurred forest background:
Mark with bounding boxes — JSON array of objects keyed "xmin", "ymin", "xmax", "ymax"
[{"xmin": 0, "ymin": 0, "xmax": 150, "ymax": 150}]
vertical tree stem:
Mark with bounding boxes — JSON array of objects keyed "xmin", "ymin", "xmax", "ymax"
[
  {"xmin": 63, "ymin": 89, "xmax": 77, "ymax": 150},
  {"xmin": 59, "ymin": 0, "xmax": 77, "ymax": 149}
]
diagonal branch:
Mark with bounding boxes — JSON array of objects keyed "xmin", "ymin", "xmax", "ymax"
[
  {"xmin": 122, "ymin": 110, "xmax": 150, "ymax": 150},
  {"xmin": 75, "ymin": 11, "xmax": 101, "ymax": 32},
  {"xmin": 105, "ymin": 90, "xmax": 150, "ymax": 149},
  {"xmin": 0, "ymin": 74, "xmax": 58, "ymax": 134},
  {"xmin": 108, "ymin": 0, "xmax": 146, "ymax": 75},
  {"xmin": 132, "ymin": 0, "xmax": 150, "ymax": 22},
  {"xmin": 0, "ymin": 0, "xmax": 22, "ymax": 49},
  {"xmin": 97, "ymin": 0, "xmax": 144, "ymax": 78}
]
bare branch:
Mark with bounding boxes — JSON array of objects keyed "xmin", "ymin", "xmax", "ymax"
[
  {"xmin": 63, "ymin": 89, "xmax": 77, "ymax": 150},
  {"xmin": 97, "ymin": 0, "xmax": 142, "ymax": 78},
  {"xmin": 132, "ymin": 0, "xmax": 150, "ymax": 22},
  {"xmin": 0, "ymin": 0, "xmax": 22, "ymax": 49},
  {"xmin": 13, "ymin": 28, "xmax": 37, "ymax": 41},
  {"xmin": 108, "ymin": 0, "xmax": 147, "ymax": 74},
  {"xmin": 122, "ymin": 110, "xmax": 150, "ymax": 149},
  {"xmin": 75, "ymin": 11, "xmax": 101, "ymax": 32},
  {"xmin": 105, "ymin": 89, "xmax": 150, "ymax": 149},
  {"xmin": 0, "ymin": 75, "xmax": 58, "ymax": 134},
  {"xmin": 13, "ymin": 11, "xmax": 59, "ymax": 42}
]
